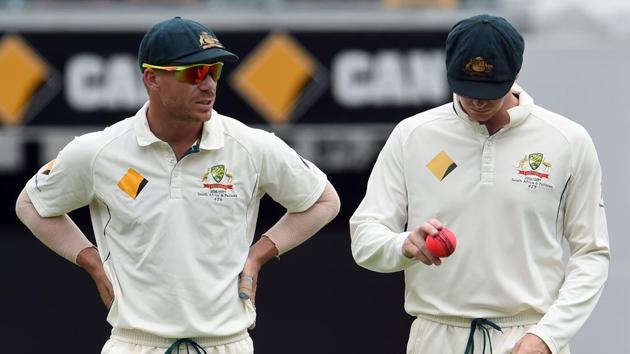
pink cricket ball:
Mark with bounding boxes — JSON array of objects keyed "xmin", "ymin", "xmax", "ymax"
[{"xmin": 425, "ymin": 227, "xmax": 457, "ymax": 258}]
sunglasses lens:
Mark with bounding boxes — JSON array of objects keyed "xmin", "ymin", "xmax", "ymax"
[{"xmin": 176, "ymin": 64, "xmax": 223, "ymax": 84}]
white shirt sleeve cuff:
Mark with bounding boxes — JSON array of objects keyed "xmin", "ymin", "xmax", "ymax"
[
  {"xmin": 393, "ymin": 231, "xmax": 418, "ymax": 270},
  {"xmin": 526, "ymin": 327, "xmax": 559, "ymax": 354}
]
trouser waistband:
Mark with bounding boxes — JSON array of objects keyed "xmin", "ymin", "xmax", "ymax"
[
  {"xmin": 111, "ymin": 328, "xmax": 249, "ymax": 348},
  {"xmin": 416, "ymin": 310, "xmax": 542, "ymax": 328}
]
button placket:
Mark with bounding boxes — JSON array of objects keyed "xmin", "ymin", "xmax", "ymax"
[
  {"xmin": 170, "ymin": 165, "xmax": 183, "ymax": 199},
  {"xmin": 480, "ymin": 137, "xmax": 495, "ymax": 184},
  {"xmin": 164, "ymin": 145, "xmax": 182, "ymax": 199}
]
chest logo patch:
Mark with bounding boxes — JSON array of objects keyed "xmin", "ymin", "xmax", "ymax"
[
  {"xmin": 118, "ymin": 168, "xmax": 148, "ymax": 200},
  {"xmin": 427, "ymin": 151, "xmax": 457, "ymax": 181},
  {"xmin": 199, "ymin": 165, "xmax": 237, "ymax": 201},
  {"xmin": 517, "ymin": 153, "xmax": 552, "ymax": 179},
  {"xmin": 513, "ymin": 153, "xmax": 554, "ymax": 190},
  {"xmin": 202, "ymin": 165, "xmax": 234, "ymax": 189}
]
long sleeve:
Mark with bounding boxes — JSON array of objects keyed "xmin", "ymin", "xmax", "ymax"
[
  {"xmin": 349, "ymin": 124, "xmax": 417, "ymax": 273},
  {"xmin": 527, "ymin": 129, "xmax": 610, "ymax": 354}
]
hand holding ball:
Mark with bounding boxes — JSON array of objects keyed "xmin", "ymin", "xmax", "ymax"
[{"xmin": 425, "ymin": 227, "xmax": 457, "ymax": 257}]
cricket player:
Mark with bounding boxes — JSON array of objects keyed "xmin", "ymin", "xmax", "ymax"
[
  {"xmin": 15, "ymin": 17, "xmax": 340, "ymax": 354},
  {"xmin": 350, "ymin": 14, "xmax": 609, "ymax": 354}
]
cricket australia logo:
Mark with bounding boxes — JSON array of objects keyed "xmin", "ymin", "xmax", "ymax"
[
  {"xmin": 518, "ymin": 153, "xmax": 552, "ymax": 179},
  {"xmin": 512, "ymin": 153, "xmax": 554, "ymax": 191},
  {"xmin": 199, "ymin": 164, "xmax": 238, "ymax": 201},
  {"xmin": 202, "ymin": 165, "xmax": 233, "ymax": 189}
]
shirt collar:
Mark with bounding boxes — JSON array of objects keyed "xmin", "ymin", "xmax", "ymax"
[
  {"xmin": 199, "ymin": 110, "xmax": 225, "ymax": 150},
  {"xmin": 134, "ymin": 101, "xmax": 225, "ymax": 150},
  {"xmin": 453, "ymin": 83, "xmax": 534, "ymax": 131}
]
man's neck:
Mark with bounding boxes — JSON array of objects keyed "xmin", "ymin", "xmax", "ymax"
[
  {"xmin": 146, "ymin": 107, "xmax": 204, "ymax": 159},
  {"xmin": 484, "ymin": 93, "xmax": 519, "ymax": 135}
]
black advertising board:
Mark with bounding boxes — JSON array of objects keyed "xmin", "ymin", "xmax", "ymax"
[{"xmin": 0, "ymin": 30, "xmax": 450, "ymax": 127}]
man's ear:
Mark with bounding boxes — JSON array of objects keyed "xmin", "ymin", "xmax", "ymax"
[{"xmin": 143, "ymin": 69, "xmax": 159, "ymax": 89}]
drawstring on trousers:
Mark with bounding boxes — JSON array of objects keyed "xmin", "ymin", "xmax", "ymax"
[
  {"xmin": 464, "ymin": 318, "xmax": 503, "ymax": 354},
  {"xmin": 165, "ymin": 338, "xmax": 207, "ymax": 354}
]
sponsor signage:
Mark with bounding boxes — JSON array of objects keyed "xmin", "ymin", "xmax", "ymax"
[{"xmin": 0, "ymin": 30, "xmax": 450, "ymax": 127}]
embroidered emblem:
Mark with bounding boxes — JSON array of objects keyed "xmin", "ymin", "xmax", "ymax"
[
  {"xmin": 199, "ymin": 165, "xmax": 237, "ymax": 202},
  {"xmin": 517, "ymin": 153, "xmax": 551, "ymax": 179},
  {"xmin": 463, "ymin": 56, "xmax": 493, "ymax": 77},
  {"xmin": 210, "ymin": 164, "xmax": 225, "ymax": 183},
  {"xmin": 199, "ymin": 32, "xmax": 224, "ymax": 50},
  {"xmin": 513, "ymin": 153, "xmax": 554, "ymax": 191}
]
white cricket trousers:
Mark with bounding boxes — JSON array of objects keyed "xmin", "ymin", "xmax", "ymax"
[
  {"xmin": 101, "ymin": 328, "xmax": 253, "ymax": 354},
  {"xmin": 406, "ymin": 313, "xmax": 570, "ymax": 354}
]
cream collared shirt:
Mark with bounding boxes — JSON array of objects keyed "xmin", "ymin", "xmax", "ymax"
[
  {"xmin": 350, "ymin": 86, "xmax": 609, "ymax": 353},
  {"xmin": 27, "ymin": 102, "xmax": 327, "ymax": 338}
]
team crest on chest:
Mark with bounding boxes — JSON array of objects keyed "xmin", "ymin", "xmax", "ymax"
[
  {"xmin": 199, "ymin": 164, "xmax": 237, "ymax": 201},
  {"xmin": 512, "ymin": 153, "xmax": 554, "ymax": 191},
  {"xmin": 210, "ymin": 165, "xmax": 226, "ymax": 183}
]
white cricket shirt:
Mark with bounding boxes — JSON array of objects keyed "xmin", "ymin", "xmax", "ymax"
[
  {"xmin": 26, "ymin": 102, "xmax": 327, "ymax": 339},
  {"xmin": 350, "ymin": 85, "xmax": 609, "ymax": 353}
]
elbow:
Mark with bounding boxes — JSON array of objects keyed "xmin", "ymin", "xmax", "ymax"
[
  {"xmin": 350, "ymin": 240, "xmax": 388, "ymax": 273},
  {"xmin": 15, "ymin": 188, "xmax": 29, "ymax": 223},
  {"xmin": 350, "ymin": 241, "xmax": 370, "ymax": 269},
  {"xmin": 322, "ymin": 181, "xmax": 341, "ymax": 223},
  {"xmin": 329, "ymin": 190, "xmax": 341, "ymax": 221},
  {"xmin": 349, "ymin": 226, "xmax": 383, "ymax": 273},
  {"xmin": 15, "ymin": 188, "xmax": 43, "ymax": 225}
]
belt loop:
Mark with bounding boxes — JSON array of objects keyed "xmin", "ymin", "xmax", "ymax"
[{"xmin": 464, "ymin": 318, "xmax": 503, "ymax": 354}]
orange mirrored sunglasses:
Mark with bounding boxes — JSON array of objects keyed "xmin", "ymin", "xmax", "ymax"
[{"xmin": 142, "ymin": 62, "xmax": 224, "ymax": 84}]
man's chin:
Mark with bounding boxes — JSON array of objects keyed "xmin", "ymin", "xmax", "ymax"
[
  {"xmin": 468, "ymin": 112, "xmax": 494, "ymax": 122},
  {"xmin": 194, "ymin": 110, "xmax": 213, "ymax": 122}
]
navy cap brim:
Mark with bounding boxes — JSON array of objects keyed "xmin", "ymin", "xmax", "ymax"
[
  {"xmin": 448, "ymin": 74, "xmax": 513, "ymax": 100},
  {"xmin": 171, "ymin": 47, "xmax": 239, "ymax": 65}
]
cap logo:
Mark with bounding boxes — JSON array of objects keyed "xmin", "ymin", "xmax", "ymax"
[
  {"xmin": 463, "ymin": 56, "xmax": 493, "ymax": 77},
  {"xmin": 199, "ymin": 32, "xmax": 224, "ymax": 50}
]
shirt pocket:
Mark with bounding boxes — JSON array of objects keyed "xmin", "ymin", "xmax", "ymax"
[{"xmin": 105, "ymin": 187, "xmax": 145, "ymax": 235}]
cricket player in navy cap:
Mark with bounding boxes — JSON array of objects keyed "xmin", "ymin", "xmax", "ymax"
[
  {"xmin": 350, "ymin": 14, "xmax": 609, "ymax": 354},
  {"xmin": 16, "ymin": 17, "xmax": 340, "ymax": 354}
]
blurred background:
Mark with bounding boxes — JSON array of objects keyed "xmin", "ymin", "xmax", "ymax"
[{"xmin": 0, "ymin": 0, "xmax": 628, "ymax": 353}]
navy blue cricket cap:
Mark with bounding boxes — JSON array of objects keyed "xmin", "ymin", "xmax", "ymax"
[
  {"xmin": 445, "ymin": 14, "xmax": 524, "ymax": 100},
  {"xmin": 138, "ymin": 16, "xmax": 238, "ymax": 71}
]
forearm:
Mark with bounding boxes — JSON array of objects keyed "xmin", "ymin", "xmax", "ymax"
[
  {"xmin": 76, "ymin": 246, "xmax": 107, "ymax": 280},
  {"xmin": 15, "ymin": 188, "xmax": 95, "ymax": 264},
  {"xmin": 248, "ymin": 236, "xmax": 279, "ymax": 267},
  {"xmin": 264, "ymin": 181, "xmax": 340, "ymax": 255}
]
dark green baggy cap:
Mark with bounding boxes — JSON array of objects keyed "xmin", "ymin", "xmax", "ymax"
[
  {"xmin": 445, "ymin": 14, "xmax": 524, "ymax": 100},
  {"xmin": 138, "ymin": 16, "xmax": 238, "ymax": 71}
]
